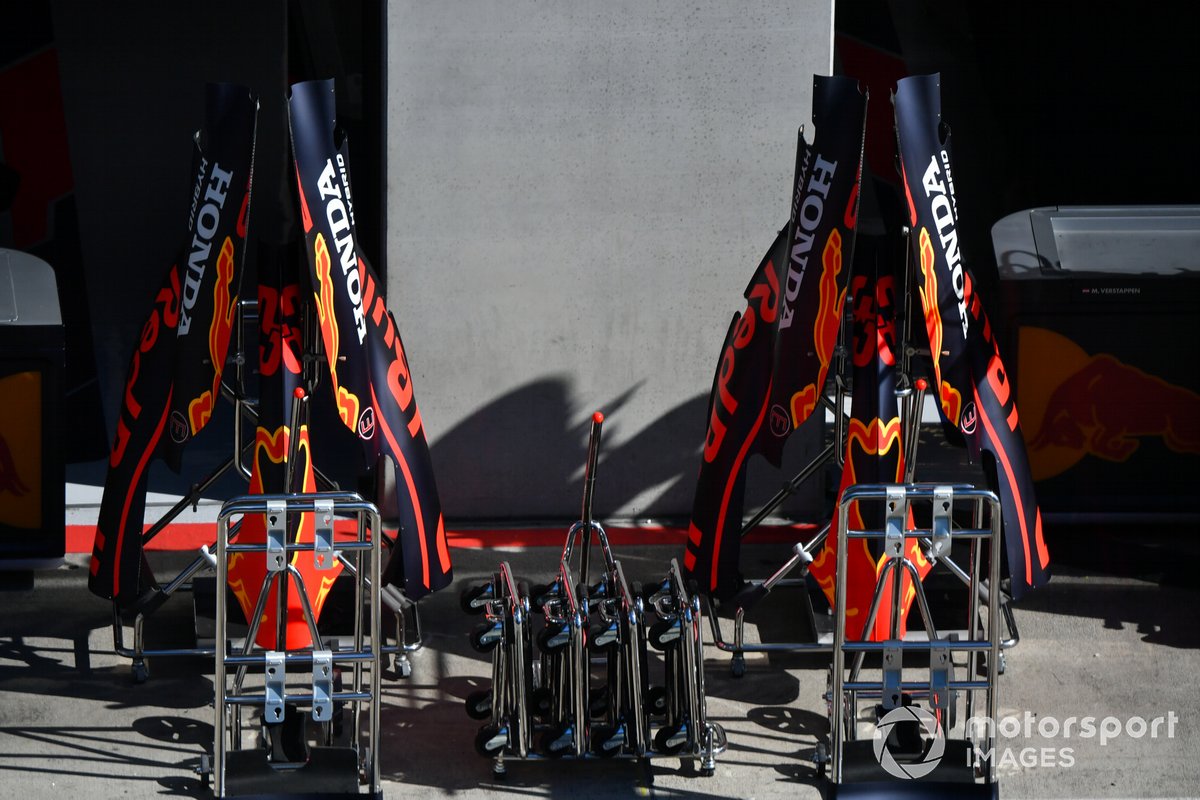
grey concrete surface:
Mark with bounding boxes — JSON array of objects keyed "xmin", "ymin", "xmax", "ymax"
[
  {"xmin": 385, "ymin": 1, "xmax": 835, "ymax": 521},
  {"xmin": 2, "ymin": 534, "xmax": 1198, "ymax": 799}
]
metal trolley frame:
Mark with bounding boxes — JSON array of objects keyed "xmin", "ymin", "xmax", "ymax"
[
  {"xmin": 823, "ymin": 483, "xmax": 1003, "ymax": 798},
  {"xmin": 209, "ymin": 491, "xmax": 384, "ymax": 799}
]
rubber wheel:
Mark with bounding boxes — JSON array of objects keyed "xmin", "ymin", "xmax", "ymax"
[
  {"xmin": 644, "ymin": 685, "xmax": 668, "ymax": 717},
  {"xmin": 529, "ymin": 582, "xmax": 557, "ymax": 613},
  {"xmin": 460, "ymin": 582, "xmax": 494, "ymax": 614},
  {"xmin": 530, "ymin": 686, "xmax": 555, "ymax": 719},
  {"xmin": 470, "ymin": 621, "xmax": 504, "ymax": 653},
  {"xmin": 537, "ymin": 622, "xmax": 569, "ymax": 654},
  {"xmin": 589, "ymin": 621, "xmax": 619, "ymax": 652},
  {"xmin": 474, "ymin": 723, "xmax": 508, "ymax": 757},
  {"xmin": 540, "ymin": 723, "xmax": 574, "ymax": 758},
  {"xmin": 649, "ymin": 618, "xmax": 681, "ymax": 651},
  {"xmin": 465, "ymin": 688, "xmax": 493, "ymax": 720},
  {"xmin": 591, "ymin": 724, "xmax": 624, "ymax": 757},
  {"xmin": 654, "ymin": 722, "xmax": 689, "ymax": 755},
  {"xmin": 588, "ymin": 685, "xmax": 610, "ymax": 719}
]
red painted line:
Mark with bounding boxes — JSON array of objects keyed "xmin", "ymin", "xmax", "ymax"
[{"xmin": 65, "ymin": 521, "xmax": 818, "ymax": 554}]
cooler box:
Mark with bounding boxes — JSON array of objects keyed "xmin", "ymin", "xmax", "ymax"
[
  {"xmin": 991, "ymin": 206, "xmax": 1200, "ymax": 521},
  {"xmin": 0, "ymin": 249, "xmax": 65, "ymax": 568}
]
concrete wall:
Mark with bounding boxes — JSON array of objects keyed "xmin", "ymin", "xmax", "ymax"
[{"xmin": 385, "ymin": 2, "xmax": 834, "ymax": 522}]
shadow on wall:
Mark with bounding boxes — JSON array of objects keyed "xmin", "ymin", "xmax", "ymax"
[
  {"xmin": 421, "ymin": 376, "xmax": 830, "ymax": 526},
  {"xmin": 423, "ymin": 377, "xmax": 711, "ymax": 524}
]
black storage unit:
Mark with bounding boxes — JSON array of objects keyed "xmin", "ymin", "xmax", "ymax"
[
  {"xmin": 0, "ymin": 249, "xmax": 65, "ymax": 567},
  {"xmin": 991, "ymin": 206, "xmax": 1200, "ymax": 521}
]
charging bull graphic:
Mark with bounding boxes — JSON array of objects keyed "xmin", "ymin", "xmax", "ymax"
[
  {"xmin": 686, "ymin": 75, "xmax": 866, "ymax": 599},
  {"xmin": 895, "ymin": 73, "xmax": 1050, "ymax": 599},
  {"xmin": 1033, "ymin": 355, "xmax": 1200, "ymax": 461},
  {"xmin": 288, "ymin": 79, "xmax": 451, "ymax": 599},
  {"xmin": 89, "ymin": 84, "xmax": 257, "ymax": 605},
  {"xmin": 225, "ymin": 244, "xmax": 344, "ymax": 649},
  {"xmin": 1016, "ymin": 325, "xmax": 1200, "ymax": 485},
  {"xmin": 809, "ymin": 247, "xmax": 930, "ymax": 640}
]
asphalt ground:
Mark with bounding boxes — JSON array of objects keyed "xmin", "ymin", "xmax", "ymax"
[{"xmin": 2, "ymin": 521, "xmax": 1199, "ymax": 800}]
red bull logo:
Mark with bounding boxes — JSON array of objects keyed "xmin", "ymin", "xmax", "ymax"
[{"xmin": 1022, "ymin": 327, "xmax": 1200, "ymax": 479}]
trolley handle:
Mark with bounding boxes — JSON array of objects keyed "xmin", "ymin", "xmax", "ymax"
[{"xmin": 580, "ymin": 411, "xmax": 604, "ymax": 524}]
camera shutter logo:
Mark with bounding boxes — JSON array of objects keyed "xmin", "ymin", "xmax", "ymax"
[{"xmin": 873, "ymin": 705, "xmax": 946, "ymax": 779}]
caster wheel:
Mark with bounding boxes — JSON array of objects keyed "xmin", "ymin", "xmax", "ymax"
[
  {"xmin": 588, "ymin": 685, "xmax": 610, "ymax": 719},
  {"xmin": 474, "ymin": 723, "xmax": 509, "ymax": 757},
  {"xmin": 470, "ymin": 621, "xmax": 504, "ymax": 653},
  {"xmin": 641, "ymin": 581, "xmax": 667, "ymax": 605},
  {"xmin": 699, "ymin": 766, "xmax": 715, "ymax": 777},
  {"xmin": 465, "ymin": 688, "xmax": 493, "ymax": 720},
  {"xmin": 591, "ymin": 724, "xmax": 625, "ymax": 757},
  {"xmin": 460, "ymin": 582, "xmax": 495, "ymax": 614},
  {"xmin": 530, "ymin": 686, "xmax": 555, "ymax": 719},
  {"xmin": 393, "ymin": 656, "xmax": 413, "ymax": 679},
  {"xmin": 540, "ymin": 723, "xmax": 574, "ymax": 757},
  {"xmin": 644, "ymin": 685, "xmax": 668, "ymax": 717},
  {"xmin": 537, "ymin": 622, "xmax": 570, "ymax": 654},
  {"xmin": 649, "ymin": 618, "xmax": 681, "ymax": 651},
  {"xmin": 654, "ymin": 723, "xmax": 689, "ymax": 755},
  {"xmin": 588, "ymin": 621, "xmax": 619, "ymax": 651},
  {"xmin": 529, "ymin": 582, "xmax": 558, "ymax": 613},
  {"xmin": 131, "ymin": 661, "xmax": 149, "ymax": 684}
]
